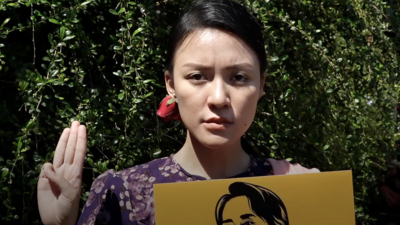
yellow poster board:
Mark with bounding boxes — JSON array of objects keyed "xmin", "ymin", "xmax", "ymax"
[{"xmin": 154, "ymin": 170, "xmax": 355, "ymax": 225}]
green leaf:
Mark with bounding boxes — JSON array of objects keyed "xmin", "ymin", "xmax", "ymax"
[
  {"xmin": 269, "ymin": 56, "xmax": 279, "ymax": 61},
  {"xmin": 87, "ymin": 158, "xmax": 93, "ymax": 167},
  {"xmin": 26, "ymin": 120, "xmax": 36, "ymax": 130},
  {"xmin": 166, "ymin": 97, "xmax": 175, "ymax": 105},
  {"xmin": 143, "ymin": 79, "xmax": 155, "ymax": 84},
  {"xmin": 144, "ymin": 92, "xmax": 154, "ymax": 98},
  {"xmin": 17, "ymin": 138, "xmax": 22, "ymax": 151},
  {"xmin": 153, "ymin": 150, "xmax": 161, "ymax": 156},
  {"xmin": 70, "ymin": 7, "xmax": 77, "ymax": 19},
  {"xmin": 109, "ymin": 9, "xmax": 118, "ymax": 15},
  {"xmin": 53, "ymin": 80, "xmax": 64, "ymax": 85},
  {"xmin": 1, "ymin": 168, "xmax": 9, "ymax": 179},
  {"xmin": 284, "ymin": 89, "xmax": 292, "ymax": 98},
  {"xmin": 48, "ymin": 34, "xmax": 54, "ymax": 43},
  {"xmin": 51, "ymin": 70, "xmax": 59, "ymax": 77},
  {"xmin": 63, "ymin": 36, "xmax": 75, "ymax": 41},
  {"xmin": 60, "ymin": 27, "xmax": 67, "ymax": 40},
  {"xmin": 118, "ymin": 7, "xmax": 125, "ymax": 14},
  {"xmin": 118, "ymin": 92, "xmax": 124, "ymax": 100},
  {"xmin": 19, "ymin": 81, "xmax": 29, "ymax": 91},
  {"xmin": 132, "ymin": 27, "xmax": 144, "ymax": 37},
  {"xmin": 49, "ymin": 19, "xmax": 60, "ymax": 25},
  {"xmin": 81, "ymin": 0, "xmax": 92, "ymax": 6},
  {"xmin": 34, "ymin": 9, "xmax": 43, "ymax": 16},
  {"xmin": 1, "ymin": 18, "xmax": 10, "ymax": 27}
]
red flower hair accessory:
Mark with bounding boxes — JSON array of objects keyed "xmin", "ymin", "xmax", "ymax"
[{"xmin": 156, "ymin": 95, "xmax": 181, "ymax": 122}]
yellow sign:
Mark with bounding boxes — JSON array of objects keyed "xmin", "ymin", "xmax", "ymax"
[{"xmin": 154, "ymin": 170, "xmax": 355, "ymax": 225}]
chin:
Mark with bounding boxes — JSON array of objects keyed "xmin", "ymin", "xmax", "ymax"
[{"xmin": 194, "ymin": 132, "xmax": 239, "ymax": 149}]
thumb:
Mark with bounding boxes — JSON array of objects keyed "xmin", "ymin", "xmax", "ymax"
[{"xmin": 42, "ymin": 163, "xmax": 79, "ymax": 201}]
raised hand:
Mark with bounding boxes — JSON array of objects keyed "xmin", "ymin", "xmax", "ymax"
[{"xmin": 38, "ymin": 121, "xmax": 87, "ymax": 225}]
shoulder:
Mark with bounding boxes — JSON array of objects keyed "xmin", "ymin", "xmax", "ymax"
[
  {"xmin": 79, "ymin": 156, "xmax": 172, "ymax": 225},
  {"xmin": 91, "ymin": 155, "xmax": 172, "ymax": 181},
  {"xmin": 267, "ymin": 158, "xmax": 320, "ymax": 175},
  {"xmin": 88, "ymin": 155, "xmax": 173, "ymax": 192},
  {"xmin": 112, "ymin": 155, "xmax": 172, "ymax": 180}
]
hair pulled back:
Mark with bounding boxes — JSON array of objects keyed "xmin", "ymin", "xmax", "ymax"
[
  {"xmin": 165, "ymin": 0, "xmax": 267, "ymax": 74},
  {"xmin": 215, "ymin": 182, "xmax": 289, "ymax": 225}
]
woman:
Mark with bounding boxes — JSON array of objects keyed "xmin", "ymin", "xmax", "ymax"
[
  {"xmin": 215, "ymin": 182, "xmax": 289, "ymax": 225},
  {"xmin": 37, "ymin": 0, "xmax": 319, "ymax": 224}
]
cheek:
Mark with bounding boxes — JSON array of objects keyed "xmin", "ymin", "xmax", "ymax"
[
  {"xmin": 233, "ymin": 90, "xmax": 259, "ymax": 122},
  {"xmin": 176, "ymin": 92, "xmax": 205, "ymax": 123}
]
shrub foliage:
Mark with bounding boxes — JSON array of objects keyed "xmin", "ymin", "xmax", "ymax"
[{"xmin": 0, "ymin": 0, "xmax": 399, "ymax": 224}]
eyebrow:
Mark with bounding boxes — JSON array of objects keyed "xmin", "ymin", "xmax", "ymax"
[
  {"xmin": 222, "ymin": 219, "xmax": 234, "ymax": 224},
  {"xmin": 240, "ymin": 213, "xmax": 255, "ymax": 220},
  {"xmin": 221, "ymin": 214, "xmax": 255, "ymax": 224},
  {"xmin": 182, "ymin": 62, "xmax": 255, "ymax": 70}
]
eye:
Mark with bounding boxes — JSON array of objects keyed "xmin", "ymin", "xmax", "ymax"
[
  {"xmin": 241, "ymin": 220, "xmax": 255, "ymax": 225},
  {"xmin": 231, "ymin": 73, "xmax": 247, "ymax": 83},
  {"xmin": 188, "ymin": 73, "xmax": 207, "ymax": 83},
  {"xmin": 190, "ymin": 73, "xmax": 204, "ymax": 80}
]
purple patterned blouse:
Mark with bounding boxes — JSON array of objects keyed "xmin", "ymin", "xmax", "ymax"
[{"xmin": 77, "ymin": 154, "xmax": 273, "ymax": 225}]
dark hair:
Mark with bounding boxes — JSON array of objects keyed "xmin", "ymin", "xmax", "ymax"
[
  {"xmin": 215, "ymin": 182, "xmax": 289, "ymax": 225},
  {"xmin": 165, "ymin": 0, "xmax": 267, "ymax": 74},
  {"xmin": 241, "ymin": 137, "xmax": 262, "ymax": 158}
]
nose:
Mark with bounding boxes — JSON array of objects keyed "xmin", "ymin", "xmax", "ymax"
[{"xmin": 207, "ymin": 77, "xmax": 231, "ymax": 108}]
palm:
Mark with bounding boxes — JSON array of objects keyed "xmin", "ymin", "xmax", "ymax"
[{"xmin": 37, "ymin": 121, "xmax": 87, "ymax": 225}]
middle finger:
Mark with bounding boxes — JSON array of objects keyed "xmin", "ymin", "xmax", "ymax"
[{"xmin": 64, "ymin": 121, "xmax": 80, "ymax": 164}]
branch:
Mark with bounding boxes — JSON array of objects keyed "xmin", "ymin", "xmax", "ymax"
[{"xmin": 31, "ymin": 3, "xmax": 36, "ymax": 68}]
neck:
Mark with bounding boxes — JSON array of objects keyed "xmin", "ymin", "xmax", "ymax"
[{"xmin": 173, "ymin": 131, "xmax": 251, "ymax": 179}]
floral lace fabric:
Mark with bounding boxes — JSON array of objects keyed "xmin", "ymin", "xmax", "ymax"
[{"xmin": 77, "ymin": 154, "xmax": 272, "ymax": 225}]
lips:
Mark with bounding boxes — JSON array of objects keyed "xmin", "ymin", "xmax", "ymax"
[
  {"xmin": 203, "ymin": 117, "xmax": 233, "ymax": 130},
  {"xmin": 204, "ymin": 117, "xmax": 233, "ymax": 124}
]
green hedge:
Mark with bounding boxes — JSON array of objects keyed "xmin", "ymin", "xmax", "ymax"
[{"xmin": 0, "ymin": 0, "xmax": 399, "ymax": 224}]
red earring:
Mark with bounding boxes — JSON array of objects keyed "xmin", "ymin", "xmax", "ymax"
[{"xmin": 156, "ymin": 95, "xmax": 182, "ymax": 122}]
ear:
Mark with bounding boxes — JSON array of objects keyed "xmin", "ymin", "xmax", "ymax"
[
  {"xmin": 164, "ymin": 70, "xmax": 176, "ymax": 97},
  {"xmin": 258, "ymin": 73, "xmax": 266, "ymax": 99}
]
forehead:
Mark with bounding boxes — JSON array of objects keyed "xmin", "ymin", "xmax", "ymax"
[
  {"xmin": 222, "ymin": 196, "xmax": 253, "ymax": 218},
  {"xmin": 173, "ymin": 28, "xmax": 259, "ymax": 68}
]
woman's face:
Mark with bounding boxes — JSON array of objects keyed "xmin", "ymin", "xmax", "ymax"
[
  {"xmin": 165, "ymin": 28, "xmax": 265, "ymax": 149},
  {"xmin": 221, "ymin": 196, "xmax": 267, "ymax": 225}
]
